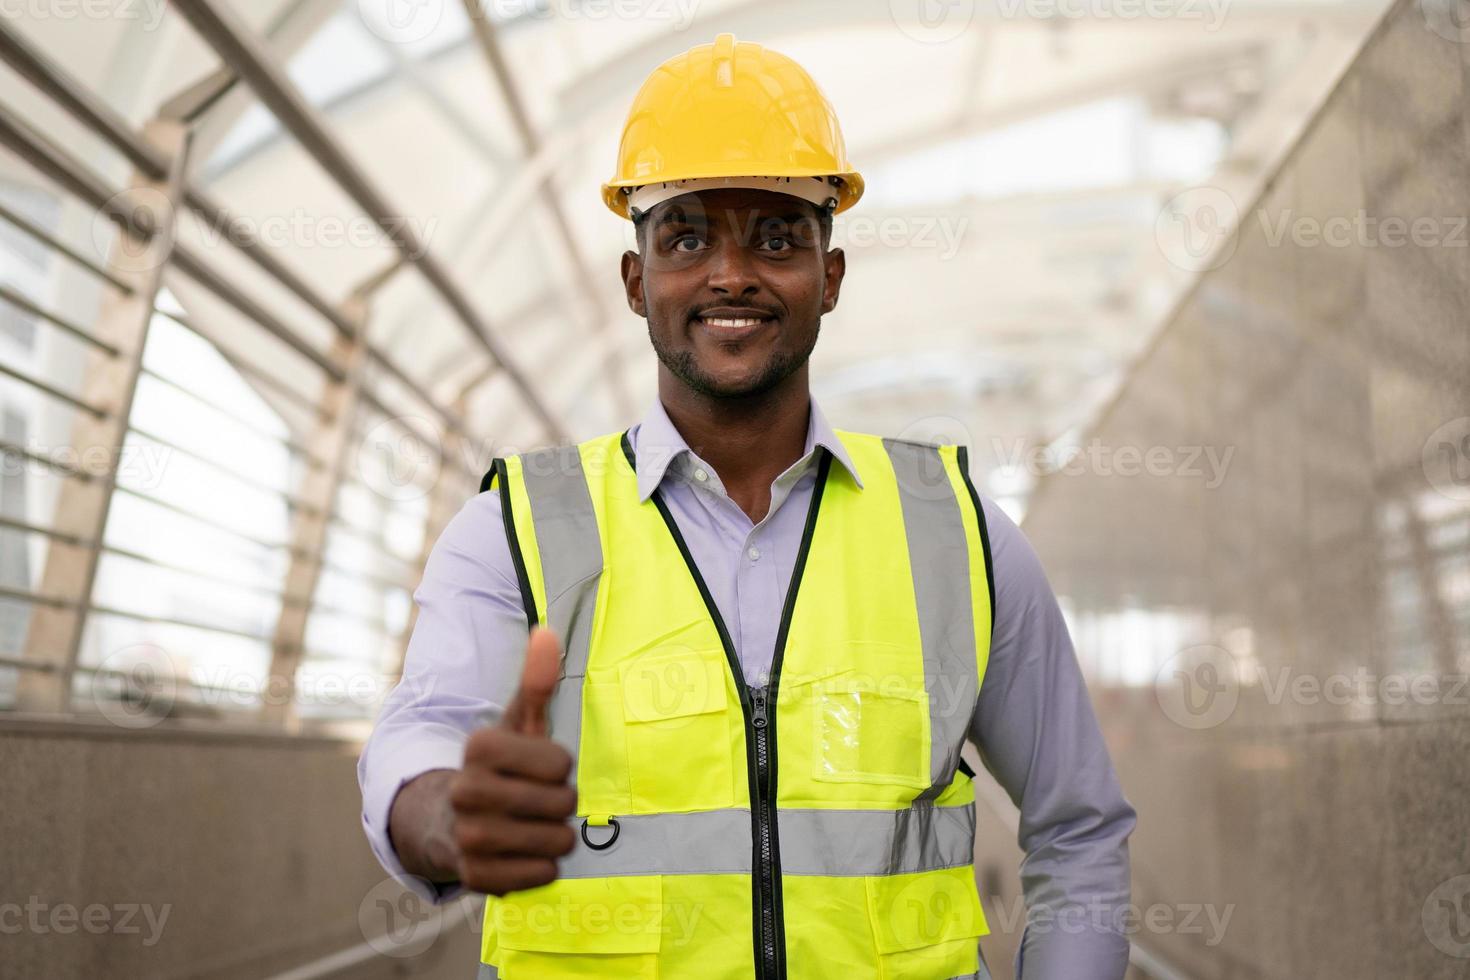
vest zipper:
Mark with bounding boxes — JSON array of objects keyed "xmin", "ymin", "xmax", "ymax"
[
  {"xmin": 751, "ymin": 686, "xmax": 779, "ymax": 979},
  {"xmin": 624, "ymin": 433, "xmax": 830, "ymax": 980}
]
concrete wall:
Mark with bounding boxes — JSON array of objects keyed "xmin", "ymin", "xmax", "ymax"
[
  {"xmin": 0, "ymin": 718, "xmax": 481, "ymax": 980},
  {"xmin": 1020, "ymin": 0, "xmax": 1470, "ymax": 976}
]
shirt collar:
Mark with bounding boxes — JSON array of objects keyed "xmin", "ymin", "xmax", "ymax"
[{"xmin": 631, "ymin": 395, "xmax": 864, "ymax": 503}]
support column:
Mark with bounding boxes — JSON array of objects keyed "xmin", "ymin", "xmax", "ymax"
[
  {"xmin": 17, "ymin": 119, "xmax": 189, "ymax": 712},
  {"xmin": 262, "ymin": 298, "xmax": 368, "ymax": 728}
]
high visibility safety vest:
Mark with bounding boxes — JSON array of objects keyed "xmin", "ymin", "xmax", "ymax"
[{"xmin": 477, "ymin": 428, "xmax": 996, "ymax": 980}]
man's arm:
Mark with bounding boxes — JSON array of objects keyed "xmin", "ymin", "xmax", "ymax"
[
  {"xmin": 357, "ymin": 488, "xmax": 529, "ymax": 901},
  {"xmin": 967, "ymin": 496, "xmax": 1137, "ymax": 980}
]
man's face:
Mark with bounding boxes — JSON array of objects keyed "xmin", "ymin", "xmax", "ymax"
[{"xmin": 621, "ymin": 188, "xmax": 845, "ymax": 399}]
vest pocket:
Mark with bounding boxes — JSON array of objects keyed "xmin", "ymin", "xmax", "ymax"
[
  {"xmin": 491, "ymin": 875, "xmax": 663, "ymax": 979},
  {"xmin": 620, "ymin": 647, "xmax": 736, "ymax": 812},
  {"xmin": 810, "ymin": 673, "xmax": 931, "ymax": 790},
  {"xmin": 865, "ymin": 866, "xmax": 989, "ymax": 979}
]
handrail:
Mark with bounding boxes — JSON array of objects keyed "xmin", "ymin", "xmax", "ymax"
[
  {"xmin": 0, "ymin": 359, "xmax": 107, "ymax": 417},
  {"xmin": 0, "ymin": 197, "xmax": 133, "ymax": 292},
  {"xmin": 0, "ymin": 17, "xmax": 483, "ymax": 447}
]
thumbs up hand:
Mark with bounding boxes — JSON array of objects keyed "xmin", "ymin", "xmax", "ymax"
[{"xmin": 450, "ymin": 626, "xmax": 578, "ymax": 895}]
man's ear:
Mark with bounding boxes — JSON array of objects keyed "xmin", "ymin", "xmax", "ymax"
[
  {"xmin": 621, "ymin": 250, "xmax": 647, "ymax": 317},
  {"xmin": 820, "ymin": 246, "xmax": 846, "ymax": 315}
]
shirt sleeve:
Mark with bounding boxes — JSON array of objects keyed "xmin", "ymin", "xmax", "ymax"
[
  {"xmin": 967, "ymin": 496, "xmax": 1137, "ymax": 980},
  {"xmin": 357, "ymin": 485, "xmax": 529, "ymax": 904}
]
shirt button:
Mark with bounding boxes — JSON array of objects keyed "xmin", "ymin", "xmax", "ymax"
[
  {"xmin": 694, "ymin": 468, "xmax": 709, "ymax": 482},
  {"xmin": 747, "ymin": 546, "xmax": 761, "ymax": 561}
]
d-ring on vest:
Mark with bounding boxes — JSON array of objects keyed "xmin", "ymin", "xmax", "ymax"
[{"xmin": 477, "ymin": 429, "xmax": 996, "ymax": 980}]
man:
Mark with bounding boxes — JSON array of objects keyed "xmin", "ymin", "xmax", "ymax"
[{"xmin": 359, "ymin": 33, "xmax": 1135, "ymax": 980}]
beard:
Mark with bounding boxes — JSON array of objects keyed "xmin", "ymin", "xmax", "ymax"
[{"xmin": 649, "ymin": 317, "xmax": 820, "ymax": 399}]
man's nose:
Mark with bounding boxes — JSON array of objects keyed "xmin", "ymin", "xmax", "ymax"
[{"xmin": 706, "ymin": 238, "xmax": 759, "ymax": 296}]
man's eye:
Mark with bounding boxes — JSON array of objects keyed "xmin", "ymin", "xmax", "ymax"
[
  {"xmin": 760, "ymin": 237, "xmax": 792, "ymax": 252},
  {"xmin": 671, "ymin": 235, "xmax": 705, "ymax": 252}
]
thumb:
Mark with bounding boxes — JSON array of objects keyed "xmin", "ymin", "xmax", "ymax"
[{"xmin": 501, "ymin": 626, "xmax": 562, "ymax": 736}]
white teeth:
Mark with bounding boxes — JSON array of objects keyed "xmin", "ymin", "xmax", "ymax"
[{"xmin": 702, "ymin": 317, "xmax": 764, "ymax": 328}]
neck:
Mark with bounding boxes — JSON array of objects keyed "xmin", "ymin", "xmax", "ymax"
[{"xmin": 657, "ymin": 367, "xmax": 812, "ymax": 517}]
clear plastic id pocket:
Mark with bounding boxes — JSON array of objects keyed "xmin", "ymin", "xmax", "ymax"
[{"xmin": 810, "ymin": 673, "xmax": 931, "ymax": 789}]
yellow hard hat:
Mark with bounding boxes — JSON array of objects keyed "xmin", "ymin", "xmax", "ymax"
[{"xmin": 602, "ymin": 33, "xmax": 864, "ymax": 220}]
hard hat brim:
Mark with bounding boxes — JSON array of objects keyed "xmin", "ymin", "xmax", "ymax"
[{"xmin": 603, "ymin": 170, "xmax": 864, "ymax": 220}]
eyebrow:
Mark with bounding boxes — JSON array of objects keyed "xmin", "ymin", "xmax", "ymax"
[{"xmin": 653, "ymin": 209, "xmax": 817, "ymax": 229}]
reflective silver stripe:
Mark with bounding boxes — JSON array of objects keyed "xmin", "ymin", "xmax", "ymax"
[
  {"xmin": 478, "ymin": 963, "xmax": 499, "ymax": 979},
  {"xmin": 559, "ymin": 803, "xmax": 975, "ymax": 878},
  {"xmin": 517, "ymin": 445, "xmax": 602, "ymax": 768},
  {"xmin": 882, "ymin": 439, "xmax": 979, "ymax": 801}
]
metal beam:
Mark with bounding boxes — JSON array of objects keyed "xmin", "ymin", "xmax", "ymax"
[
  {"xmin": 17, "ymin": 119, "xmax": 190, "ymax": 712},
  {"xmin": 459, "ymin": 0, "xmax": 632, "ymax": 423},
  {"xmin": 169, "ymin": 0, "xmax": 565, "ymax": 442},
  {"xmin": 0, "ymin": 18, "xmax": 483, "ymax": 444}
]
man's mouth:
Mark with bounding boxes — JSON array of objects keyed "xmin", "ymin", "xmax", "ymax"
[{"xmin": 693, "ymin": 308, "xmax": 777, "ymax": 332}]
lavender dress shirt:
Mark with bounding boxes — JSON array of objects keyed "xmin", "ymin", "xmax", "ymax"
[{"xmin": 358, "ymin": 395, "xmax": 1136, "ymax": 979}]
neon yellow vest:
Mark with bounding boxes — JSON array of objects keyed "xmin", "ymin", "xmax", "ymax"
[{"xmin": 479, "ymin": 429, "xmax": 995, "ymax": 980}]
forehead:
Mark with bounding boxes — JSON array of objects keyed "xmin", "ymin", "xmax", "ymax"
[{"xmin": 646, "ymin": 188, "xmax": 820, "ymax": 227}]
